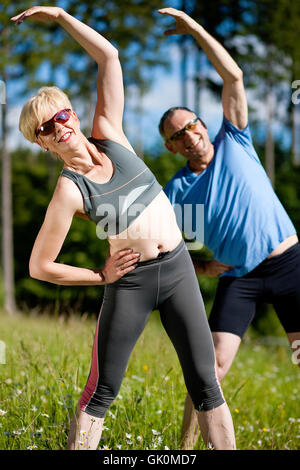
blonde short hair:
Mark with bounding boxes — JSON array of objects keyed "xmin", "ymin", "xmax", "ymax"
[{"xmin": 19, "ymin": 86, "xmax": 73, "ymax": 143}]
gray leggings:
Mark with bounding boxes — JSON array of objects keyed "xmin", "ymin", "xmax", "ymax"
[{"xmin": 79, "ymin": 239, "xmax": 224, "ymax": 418}]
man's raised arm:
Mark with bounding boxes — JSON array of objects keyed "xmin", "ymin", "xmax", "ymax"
[{"xmin": 158, "ymin": 7, "xmax": 248, "ymax": 129}]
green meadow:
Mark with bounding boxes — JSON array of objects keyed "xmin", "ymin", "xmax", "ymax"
[{"xmin": 0, "ymin": 310, "xmax": 299, "ymax": 450}]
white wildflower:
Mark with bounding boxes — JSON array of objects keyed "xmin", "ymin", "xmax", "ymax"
[{"xmin": 131, "ymin": 375, "xmax": 144, "ymax": 382}]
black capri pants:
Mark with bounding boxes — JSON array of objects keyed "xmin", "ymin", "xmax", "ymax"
[
  {"xmin": 80, "ymin": 239, "xmax": 224, "ymax": 418},
  {"xmin": 209, "ymin": 242, "xmax": 300, "ymax": 338}
]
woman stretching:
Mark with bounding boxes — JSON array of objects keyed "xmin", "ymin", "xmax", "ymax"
[{"xmin": 12, "ymin": 6, "xmax": 236, "ymax": 450}]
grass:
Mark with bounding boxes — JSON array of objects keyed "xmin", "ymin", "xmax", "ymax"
[{"xmin": 0, "ymin": 310, "xmax": 299, "ymax": 450}]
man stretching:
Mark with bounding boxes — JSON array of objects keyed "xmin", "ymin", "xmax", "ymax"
[{"xmin": 158, "ymin": 7, "xmax": 300, "ymax": 449}]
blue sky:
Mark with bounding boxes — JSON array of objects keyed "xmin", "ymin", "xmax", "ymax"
[
  {"xmin": 4, "ymin": 5, "xmax": 225, "ymax": 154},
  {"xmin": 3, "ymin": 0, "xmax": 298, "ymax": 158}
]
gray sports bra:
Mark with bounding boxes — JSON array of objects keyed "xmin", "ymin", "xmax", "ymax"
[{"xmin": 60, "ymin": 137, "xmax": 162, "ymax": 236}]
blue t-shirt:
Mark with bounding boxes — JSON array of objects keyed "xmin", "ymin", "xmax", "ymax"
[{"xmin": 164, "ymin": 116, "xmax": 296, "ymax": 277}]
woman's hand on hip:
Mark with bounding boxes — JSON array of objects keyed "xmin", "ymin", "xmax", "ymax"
[
  {"xmin": 101, "ymin": 249, "xmax": 141, "ymax": 284},
  {"xmin": 11, "ymin": 6, "xmax": 63, "ymax": 25}
]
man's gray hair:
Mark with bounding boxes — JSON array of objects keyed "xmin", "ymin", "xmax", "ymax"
[{"xmin": 158, "ymin": 106, "xmax": 207, "ymax": 138}]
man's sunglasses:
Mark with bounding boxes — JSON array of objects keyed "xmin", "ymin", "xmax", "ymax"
[
  {"xmin": 35, "ymin": 108, "xmax": 72, "ymax": 137},
  {"xmin": 166, "ymin": 117, "xmax": 200, "ymax": 143}
]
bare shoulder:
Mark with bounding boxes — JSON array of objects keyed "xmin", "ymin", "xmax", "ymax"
[{"xmin": 49, "ymin": 175, "xmax": 84, "ymax": 216}]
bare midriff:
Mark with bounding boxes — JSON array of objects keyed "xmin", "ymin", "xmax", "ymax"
[
  {"xmin": 108, "ymin": 191, "xmax": 182, "ymax": 262},
  {"xmin": 267, "ymin": 234, "xmax": 298, "ymax": 258}
]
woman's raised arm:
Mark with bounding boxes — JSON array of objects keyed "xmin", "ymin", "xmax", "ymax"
[
  {"xmin": 28, "ymin": 177, "xmax": 140, "ymax": 286},
  {"xmin": 11, "ymin": 6, "xmax": 125, "ymax": 140}
]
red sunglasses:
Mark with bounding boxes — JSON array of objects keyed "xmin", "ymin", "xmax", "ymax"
[{"xmin": 35, "ymin": 108, "xmax": 72, "ymax": 137}]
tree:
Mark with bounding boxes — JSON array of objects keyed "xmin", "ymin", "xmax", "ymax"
[
  {"xmin": 0, "ymin": 0, "xmax": 37, "ymax": 314},
  {"xmin": 231, "ymin": 0, "xmax": 300, "ymax": 175},
  {"xmin": 0, "ymin": 75, "xmax": 16, "ymax": 314},
  {"xmin": 270, "ymin": 0, "xmax": 300, "ymax": 166}
]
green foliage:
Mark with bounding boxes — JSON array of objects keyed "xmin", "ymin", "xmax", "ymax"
[
  {"xmin": 275, "ymin": 164, "xmax": 300, "ymax": 235},
  {"xmin": 251, "ymin": 303, "xmax": 286, "ymax": 338}
]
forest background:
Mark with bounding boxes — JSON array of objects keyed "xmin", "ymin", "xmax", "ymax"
[{"xmin": 1, "ymin": 0, "xmax": 300, "ymax": 338}]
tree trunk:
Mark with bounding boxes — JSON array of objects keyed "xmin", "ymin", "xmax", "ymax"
[
  {"xmin": 1, "ymin": 92, "xmax": 16, "ymax": 314},
  {"xmin": 265, "ymin": 88, "xmax": 275, "ymax": 186},
  {"xmin": 180, "ymin": 0, "xmax": 188, "ymax": 108},
  {"xmin": 194, "ymin": 48, "xmax": 204, "ymax": 117},
  {"xmin": 292, "ymin": 105, "xmax": 300, "ymax": 166},
  {"xmin": 180, "ymin": 36, "xmax": 188, "ymax": 108},
  {"xmin": 135, "ymin": 86, "xmax": 144, "ymax": 159}
]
